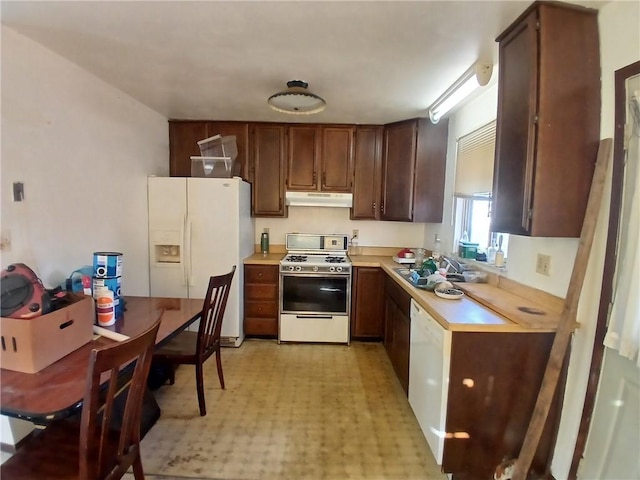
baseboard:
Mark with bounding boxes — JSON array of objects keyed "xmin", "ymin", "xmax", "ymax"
[
  {"xmin": 221, "ymin": 336, "xmax": 243, "ymax": 347},
  {"xmin": 1, "ymin": 430, "xmax": 36, "ymax": 453}
]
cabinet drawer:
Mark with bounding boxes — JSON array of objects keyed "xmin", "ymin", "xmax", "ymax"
[
  {"xmin": 244, "ymin": 317, "xmax": 278, "ymax": 336},
  {"xmin": 245, "ymin": 301, "xmax": 278, "ymax": 317},
  {"xmin": 245, "ymin": 265, "xmax": 279, "ymax": 283},
  {"xmin": 245, "ymin": 284, "xmax": 277, "ymax": 301}
]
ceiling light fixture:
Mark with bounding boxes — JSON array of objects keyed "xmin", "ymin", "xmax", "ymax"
[
  {"xmin": 428, "ymin": 62, "xmax": 493, "ymax": 124},
  {"xmin": 268, "ymin": 80, "xmax": 326, "ymax": 115}
]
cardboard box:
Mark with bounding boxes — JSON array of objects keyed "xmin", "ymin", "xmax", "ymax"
[{"xmin": 0, "ymin": 294, "xmax": 94, "ymax": 373}]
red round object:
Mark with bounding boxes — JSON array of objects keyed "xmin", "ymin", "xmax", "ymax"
[{"xmin": 0, "ymin": 263, "xmax": 51, "ymax": 319}]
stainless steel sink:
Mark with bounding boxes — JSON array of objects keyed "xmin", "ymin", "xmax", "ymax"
[{"xmin": 393, "ymin": 267, "xmax": 465, "ymax": 287}]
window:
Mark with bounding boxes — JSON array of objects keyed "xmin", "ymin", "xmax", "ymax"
[{"xmin": 453, "ymin": 121, "xmax": 509, "ymax": 261}]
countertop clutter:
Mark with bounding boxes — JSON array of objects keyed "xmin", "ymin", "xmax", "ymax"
[{"xmin": 244, "ymin": 253, "xmax": 562, "ymax": 333}]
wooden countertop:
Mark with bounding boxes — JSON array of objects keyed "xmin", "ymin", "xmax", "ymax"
[
  {"xmin": 244, "ymin": 253, "xmax": 284, "ymax": 265},
  {"xmin": 352, "ymin": 255, "xmax": 559, "ymax": 333},
  {"xmin": 244, "ymin": 253, "xmax": 559, "ymax": 333}
]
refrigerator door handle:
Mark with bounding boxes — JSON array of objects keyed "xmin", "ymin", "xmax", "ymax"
[
  {"xmin": 182, "ymin": 214, "xmax": 189, "ymax": 287},
  {"xmin": 186, "ymin": 216, "xmax": 195, "ymax": 287}
]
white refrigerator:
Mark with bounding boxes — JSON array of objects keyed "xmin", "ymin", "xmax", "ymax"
[{"xmin": 147, "ymin": 176, "xmax": 254, "ymax": 347}]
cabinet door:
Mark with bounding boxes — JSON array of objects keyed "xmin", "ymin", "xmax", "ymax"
[
  {"xmin": 384, "ymin": 276, "xmax": 411, "ymax": 396},
  {"xmin": 381, "ymin": 119, "xmax": 417, "ymax": 222},
  {"xmin": 169, "ymin": 121, "xmax": 208, "ymax": 177},
  {"xmin": 251, "ymin": 124, "xmax": 287, "ymax": 217},
  {"xmin": 244, "ymin": 264, "xmax": 279, "ymax": 337},
  {"xmin": 352, "ymin": 126, "xmax": 383, "ymax": 219},
  {"xmin": 321, "ymin": 126, "xmax": 354, "ymax": 192},
  {"xmin": 413, "ymin": 118, "xmax": 448, "ymax": 223},
  {"xmin": 207, "ymin": 121, "xmax": 250, "ymax": 180},
  {"xmin": 443, "ymin": 332, "xmax": 561, "ymax": 478},
  {"xmin": 394, "ymin": 307, "xmax": 411, "ymax": 395},
  {"xmin": 287, "ymin": 125, "xmax": 319, "ymax": 191},
  {"xmin": 492, "ymin": 11, "xmax": 538, "ymax": 235},
  {"xmin": 493, "ymin": 4, "xmax": 599, "ymax": 237},
  {"xmin": 384, "ymin": 292, "xmax": 397, "ymax": 358},
  {"xmin": 351, "ymin": 267, "xmax": 385, "ymax": 338},
  {"xmin": 169, "ymin": 121, "xmax": 250, "ymax": 180}
]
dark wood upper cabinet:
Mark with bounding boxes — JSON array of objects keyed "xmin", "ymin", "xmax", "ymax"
[
  {"xmin": 492, "ymin": 2, "xmax": 600, "ymax": 237},
  {"xmin": 250, "ymin": 124, "xmax": 287, "ymax": 217},
  {"xmin": 169, "ymin": 121, "xmax": 207, "ymax": 177},
  {"xmin": 286, "ymin": 125, "xmax": 354, "ymax": 193},
  {"xmin": 381, "ymin": 118, "xmax": 448, "ymax": 222},
  {"xmin": 168, "ymin": 121, "xmax": 249, "ymax": 180},
  {"xmin": 351, "ymin": 126, "xmax": 383, "ymax": 220},
  {"xmin": 381, "ymin": 120, "xmax": 417, "ymax": 222},
  {"xmin": 287, "ymin": 125, "xmax": 320, "ymax": 191},
  {"xmin": 321, "ymin": 126, "xmax": 354, "ymax": 192},
  {"xmin": 414, "ymin": 118, "xmax": 448, "ymax": 223}
]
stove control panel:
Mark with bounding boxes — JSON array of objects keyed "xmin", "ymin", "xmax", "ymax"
[{"xmin": 280, "ymin": 264, "xmax": 351, "ymax": 274}]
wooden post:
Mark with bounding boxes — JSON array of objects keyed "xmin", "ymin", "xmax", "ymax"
[{"xmin": 509, "ymin": 138, "xmax": 612, "ymax": 480}]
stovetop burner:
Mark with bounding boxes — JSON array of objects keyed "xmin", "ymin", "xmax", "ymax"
[
  {"xmin": 281, "ymin": 233, "xmax": 351, "ymax": 274},
  {"xmin": 325, "ymin": 256, "xmax": 346, "ymax": 263},
  {"xmin": 286, "ymin": 255, "xmax": 308, "ymax": 262}
]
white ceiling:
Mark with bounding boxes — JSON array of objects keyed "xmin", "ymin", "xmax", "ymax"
[{"xmin": 1, "ymin": 0, "xmax": 607, "ymax": 125}]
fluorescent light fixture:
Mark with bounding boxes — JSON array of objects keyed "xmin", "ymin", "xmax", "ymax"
[
  {"xmin": 428, "ymin": 62, "xmax": 493, "ymax": 124},
  {"xmin": 268, "ymin": 80, "xmax": 326, "ymax": 115}
]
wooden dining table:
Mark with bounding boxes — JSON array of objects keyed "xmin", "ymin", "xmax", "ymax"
[{"xmin": 0, "ymin": 296, "xmax": 203, "ymax": 423}]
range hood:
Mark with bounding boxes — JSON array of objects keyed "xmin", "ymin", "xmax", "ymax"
[{"xmin": 285, "ymin": 191, "xmax": 353, "ymax": 208}]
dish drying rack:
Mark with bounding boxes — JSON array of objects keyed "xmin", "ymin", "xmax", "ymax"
[{"xmin": 190, "ymin": 134, "xmax": 238, "ymax": 177}]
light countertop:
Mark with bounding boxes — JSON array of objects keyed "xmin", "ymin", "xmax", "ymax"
[{"xmin": 244, "ymin": 253, "xmax": 558, "ymax": 334}]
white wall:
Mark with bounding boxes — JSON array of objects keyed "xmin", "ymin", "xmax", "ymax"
[
  {"xmin": 439, "ymin": 2, "xmax": 639, "ymax": 478},
  {"xmin": 553, "ymin": 2, "xmax": 640, "ymax": 478},
  {"xmin": 424, "ymin": 82, "xmax": 499, "ymax": 256},
  {"xmin": 1, "ymin": 27, "xmax": 169, "ymax": 294},
  {"xmin": 255, "ymin": 206, "xmax": 425, "ymax": 250},
  {"xmin": 0, "ymin": 25, "xmax": 170, "ymax": 448}
]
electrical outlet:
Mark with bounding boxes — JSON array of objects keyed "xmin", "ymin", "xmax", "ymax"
[
  {"xmin": 263, "ymin": 227, "xmax": 269, "ymax": 234},
  {"xmin": 0, "ymin": 230, "xmax": 11, "ymax": 251},
  {"xmin": 536, "ymin": 254, "xmax": 551, "ymax": 276},
  {"xmin": 352, "ymin": 229, "xmax": 359, "ymax": 238},
  {"xmin": 13, "ymin": 182, "xmax": 24, "ymax": 202}
]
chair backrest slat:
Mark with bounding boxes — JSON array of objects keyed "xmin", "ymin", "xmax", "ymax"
[
  {"xmin": 79, "ymin": 313, "xmax": 161, "ymax": 480},
  {"xmin": 196, "ymin": 266, "xmax": 236, "ymax": 356}
]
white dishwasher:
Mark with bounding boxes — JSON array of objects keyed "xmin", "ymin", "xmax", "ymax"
[{"xmin": 408, "ymin": 299, "xmax": 452, "ymax": 465}]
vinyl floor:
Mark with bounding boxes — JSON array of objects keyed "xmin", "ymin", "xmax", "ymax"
[{"xmin": 126, "ymin": 339, "xmax": 447, "ymax": 480}]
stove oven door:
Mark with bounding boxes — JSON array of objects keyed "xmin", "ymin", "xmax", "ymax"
[{"xmin": 279, "ymin": 273, "xmax": 350, "ymax": 344}]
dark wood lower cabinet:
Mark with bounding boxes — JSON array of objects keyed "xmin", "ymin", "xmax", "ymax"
[
  {"xmin": 379, "ymin": 273, "xmax": 564, "ymax": 479},
  {"xmin": 243, "ymin": 264, "xmax": 279, "ymax": 337},
  {"xmin": 351, "ymin": 267, "xmax": 385, "ymax": 339},
  {"xmin": 444, "ymin": 332, "xmax": 564, "ymax": 480},
  {"xmin": 383, "ymin": 275, "xmax": 411, "ymax": 394}
]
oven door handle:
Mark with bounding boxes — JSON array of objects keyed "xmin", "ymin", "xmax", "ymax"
[{"xmin": 295, "ymin": 315, "xmax": 334, "ymax": 319}]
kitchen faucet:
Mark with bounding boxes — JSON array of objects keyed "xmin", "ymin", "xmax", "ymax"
[{"xmin": 440, "ymin": 256, "xmax": 464, "ymax": 274}]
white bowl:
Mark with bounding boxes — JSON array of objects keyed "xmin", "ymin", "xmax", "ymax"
[{"xmin": 434, "ymin": 288, "xmax": 465, "ymax": 300}]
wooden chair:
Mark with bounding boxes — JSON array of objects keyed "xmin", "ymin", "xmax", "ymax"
[
  {"xmin": 153, "ymin": 266, "xmax": 236, "ymax": 416},
  {"xmin": 0, "ymin": 316, "xmax": 162, "ymax": 480}
]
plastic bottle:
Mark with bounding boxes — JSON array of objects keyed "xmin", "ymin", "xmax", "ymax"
[
  {"xmin": 487, "ymin": 234, "xmax": 497, "ymax": 264},
  {"xmin": 95, "ymin": 287, "xmax": 115, "ymax": 327},
  {"xmin": 421, "ymin": 257, "xmax": 438, "ymax": 276},
  {"xmin": 414, "ymin": 248, "xmax": 425, "ymax": 269},
  {"xmin": 494, "ymin": 234, "xmax": 505, "ymax": 267},
  {"xmin": 349, "ymin": 236, "xmax": 361, "ymax": 256},
  {"xmin": 432, "ymin": 234, "xmax": 441, "ymax": 261}
]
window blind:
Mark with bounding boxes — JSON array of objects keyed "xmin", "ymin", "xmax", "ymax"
[{"xmin": 454, "ymin": 121, "xmax": 496, "ymax": 197}]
